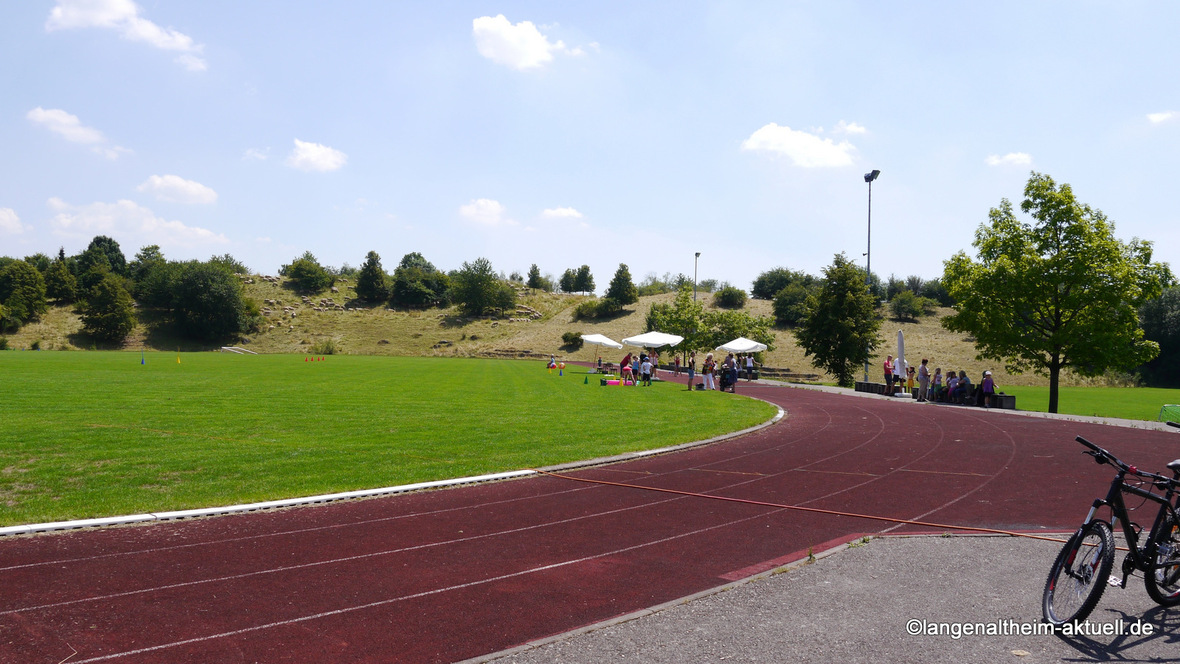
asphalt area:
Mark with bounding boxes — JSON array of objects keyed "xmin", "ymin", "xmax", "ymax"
[{"xmin": 3, "ymin": 376, "xmax": 1180, "ymax": 663}]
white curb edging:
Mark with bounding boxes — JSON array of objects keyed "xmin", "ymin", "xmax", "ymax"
[{"xmin": 1, "ymin": 470, "xmax": 537, "ymax": 537}]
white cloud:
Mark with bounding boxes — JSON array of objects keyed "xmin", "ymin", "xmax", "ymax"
[
  {"xmin": 985, "ymin": 152, "xmax": 1033, "ymax": 166},
  {"xmin": 175, "ymin": 54, "xmax": 207, "ymax": 72},
  {"xmin": 286, "ymin": 139, "xmax": 347, "ymax": 172},
  {"xmin": 460, "ymin": 199, "xmax": 516, "ymax": 227},
  {"xmin": 47, "ymin": 197, "xmax": 228, "ymax": 247},
  {"xmin": 741, "ymin": 123, "xmax": 856, "ymax": 168},
  {"xmin": 242, "ymin": 148, "xmax": 269, "ymax": 161},
  {"xmin": 26, "ymin": 107, "xmax": 103, "ymax": 144},
  {"xmin": 1148, "ymin": 111, "xmax": 1177, "ymax": 124},
  {"xmin": 27, "ymin": 107, "xmax": 130, "ymax": 159},
  {"xmin": 542, "ymin": 207, "xmax": 583, "ymax": 219},
  {"xmin": 137, "ymin": 174, "xmax": 218, "ymax": 204},
  {"xmin": 473, "ymin": 15, "xmax": 575, "ymax": 70},
  {"xmin": 0, "ymin": 208, "xmax": 30, "ymax": 235},
  {"xmin": 832, "ymin": 120, "xmax": 867, "ymax": 135},
  {"xmin": 46, "ymin": 0, "xmax": 206, "ymax": 71}
]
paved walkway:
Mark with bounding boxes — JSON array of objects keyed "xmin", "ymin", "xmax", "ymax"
[{"xmin": 485, "ymin": 534, "xmax": 1179, "ymax": 664}]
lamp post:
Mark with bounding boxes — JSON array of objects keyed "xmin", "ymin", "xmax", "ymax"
[
  {"xmin": 694, "ymin": 252, "xmax": 701, "ymax": 301},
  {"xmin": 863, "ymin": 169, "xmax": 880, "ymax": 383}
]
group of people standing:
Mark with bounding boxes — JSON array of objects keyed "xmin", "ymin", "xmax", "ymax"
[
  {"xmin": 619, "ymin": 350, "xmax": 659, "ymax": 386},
  {"xmin": 885, "ymin": 356, "xmax": 998, "ymax": 407},
  {"xmin": 674, "ymin": 351, "xmax": 757, "ymax": 392}
]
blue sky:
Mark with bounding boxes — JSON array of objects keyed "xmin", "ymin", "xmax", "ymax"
[{"xmin": 2, "ymin": 1, "xmax": 1178, "ymax": 293}]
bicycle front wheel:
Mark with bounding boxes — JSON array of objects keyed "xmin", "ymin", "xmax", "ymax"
[
  {"xmin": 1145, "ymin": 511, "xmax": 1180, "ymax": 606},
  {"xmin": 1043, "ymin": 521, "xmax": 1115, "ymax": 626}
]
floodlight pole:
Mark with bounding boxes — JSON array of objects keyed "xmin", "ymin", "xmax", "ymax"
[
  {"xmin": 694, "ymin": 252, "xmax": 701, "ymax": 301},
  {"xmin": 863, "ymin": 169, "xmax": 880, "ymax": 383}
]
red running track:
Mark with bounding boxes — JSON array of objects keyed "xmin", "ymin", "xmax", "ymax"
[{"xmin": 3, "ymin": 381, "xmax": 1180, "ymax": 663}]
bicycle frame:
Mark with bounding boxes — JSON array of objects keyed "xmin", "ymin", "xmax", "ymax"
[{"xmin": 1079, "ymin": 447, "xmax": 1180, "ymax": 586}]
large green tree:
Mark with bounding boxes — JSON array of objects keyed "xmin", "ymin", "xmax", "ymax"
[
  {"xmin": 703, "ymin": 309, "xmax": 774, "ymax": 352},
  {"xmin": 0, "ymin": 260, "xmax": 48, "ymax": 331},
  {"xmin": 794, "ymin": 253, "xmax": 881, "ymax": 388},
  {"xmin": 171, "ymin": 261, "xmax": 256, "ymax": 341},
  {"xmin": 645, "ymin": 285, "xmax": 707, "ymax": 357},
  {"xmin": 81, "ymin": 274, "xmax": 136, "ymax": 342},
  {"xmin": 604, "ymin": 263, "xmax": 638, "ymax": 305},
  {"xmin": 78, "ymin": 235, "xmax": 127, "ymax": 277},
  {"xmin": 44, "ymin": 257, "xmax": 78, "ymax": 303},
  {"xmin": 942, "ymin": 172, "xmax": 1166, "ymax": 412}
]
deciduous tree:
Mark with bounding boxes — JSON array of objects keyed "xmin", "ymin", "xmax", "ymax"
[
  {"xmin": 942, "ymin": 172, "xmax": 1166, "ymax": 412},
  {"xmin": 452, "ymin": 257, "xmax": 514, "ymax": 314},
  {"xmin": 81, "ymin": 274, "xmax": 136, "ymax": 342},
  {"xmin": 794, "ymin": 253, "xmax": 881, "ymax": 387},
  {"xmin": 0, "ymin": 260, "xmax": 48, "ymax": 331}
]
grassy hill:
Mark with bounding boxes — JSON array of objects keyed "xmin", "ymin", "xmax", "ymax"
[{"xmin": 3, "ymin": 274, "xmax": 1108, "ymax": 388}]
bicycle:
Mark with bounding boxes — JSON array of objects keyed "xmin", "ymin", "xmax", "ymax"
[{"xmin": 1042, "ymin": 428, "xmax": 1180, "ymax": 627}]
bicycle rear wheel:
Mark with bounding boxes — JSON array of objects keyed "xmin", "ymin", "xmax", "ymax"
[
  {"xmin": 1043, "ymin": 521, "xmax": 1115, "ymax": 626},
  {"xmin": 1145, "ymin": 512, "xmax": 1180, "ymax": 606}
]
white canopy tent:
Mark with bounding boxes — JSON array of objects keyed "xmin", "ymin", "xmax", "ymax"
[
  {"xmin": 715, "ymin": 337, "xmax": 768, "ymax": 354},
  {"xmin": 621, "ymin": 331, "xmax": 684, "ymax": 349},
  {"xmin": 580, "ymin": 333, "xmax": 624, "ymax": 350},
  {"xmin": 580, "ymin": 333, "xmax": 625, "ymax": 370}
]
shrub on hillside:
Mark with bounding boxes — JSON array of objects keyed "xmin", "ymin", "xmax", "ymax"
[
  {"xmin": 573, "ymin": 297, "xmax": 622, "ymax": 321},
  {"xmin": 561, "ymin": 331, "xmax": 584, "ymax": 349},
  {"xmin": 713, "ymin": 286, "xmax": 747, "ymax": 309},
  {"xmin": 310, "ymin": 338, "xmax": 339, "ymax": 355},
  {"xmin": 281, "ymin": 252, "xmax": 334, "ymax": 294},
  {"xmin": 772, "ymin": 282, "xmax": 818, "ymax": 327},
  {"xmin": 889, "ymin": 290, "xmax": 936, "ymax": 322},
  {"xmin": 451, "ymin": 257, "xmax": 515, "ymax": 315}
]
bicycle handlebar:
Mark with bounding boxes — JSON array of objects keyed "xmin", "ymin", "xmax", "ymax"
[{"xmin": 1077, "ymin": 435, "xmax": 1176, "ymax": 484}]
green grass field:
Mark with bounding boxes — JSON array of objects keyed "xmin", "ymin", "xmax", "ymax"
[
  {"xmin": 0, "ymin": 352, "xmax": 777, "ymax": 526},
  {"xmin": 997, "ymin": 385, "xmax": 1180, "ymax": 422}
]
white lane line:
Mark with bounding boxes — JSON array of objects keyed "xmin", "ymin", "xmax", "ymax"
[{"xmin": 69, "ymin": 511, "xmax": 774, "ymax": 663}]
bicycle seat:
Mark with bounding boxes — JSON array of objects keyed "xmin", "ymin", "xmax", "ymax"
[{"xmin": 1168, "ymin": 459, "xmax": 1180, "ymax": 474}]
